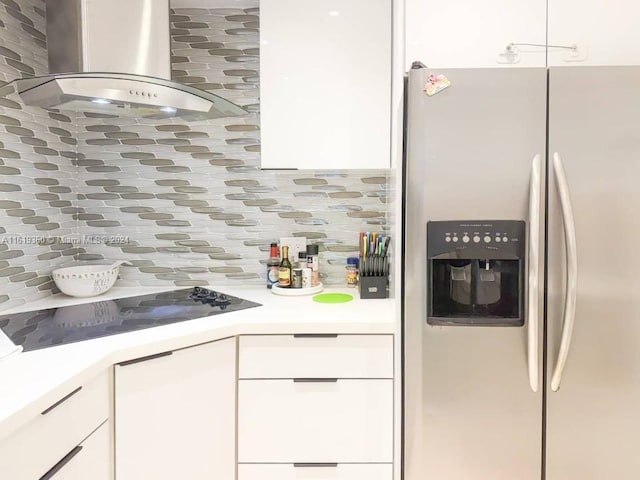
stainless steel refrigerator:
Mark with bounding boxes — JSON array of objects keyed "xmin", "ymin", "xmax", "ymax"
[{"xmin": 404, "ymin": 65, "xmax": 640, "ymax": 480}]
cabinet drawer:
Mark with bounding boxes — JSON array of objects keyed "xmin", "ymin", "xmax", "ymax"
[
  {"xmin": 0, "ymin": 371, "xmax": 109, "ymax": 480},
  {"xmin": 44, "ymin": 420, "xmax": 110, "ymax": 480},
  {"xmin": 239, "ymin": 334, "xmax": 393, "ymax": 379},
  {"xmin": 238, "ymin": 463, "xmax": 392, "ymax": 480},
  {"xmin": 238, "ymin": 379, "xmax": 393, "ymax": 463}
]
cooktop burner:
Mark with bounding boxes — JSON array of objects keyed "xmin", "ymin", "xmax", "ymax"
[{"xmin": 0, "ymin": 287, "xmax": 261, "ymax": 352}]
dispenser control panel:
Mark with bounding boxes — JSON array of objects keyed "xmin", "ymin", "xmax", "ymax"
[{"xmin": 428, "ymin": 220, "xmax": 525, "ymax": 259}]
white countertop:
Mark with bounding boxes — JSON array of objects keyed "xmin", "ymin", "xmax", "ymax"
[{"xmin": 0, "ymin": 285, "xmax": 396, "ymax": 442}]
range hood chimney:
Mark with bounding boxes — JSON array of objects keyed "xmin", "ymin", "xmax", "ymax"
[{"xmin": 10, "ymin": 0, "xmax": 246, "ymax": 120}]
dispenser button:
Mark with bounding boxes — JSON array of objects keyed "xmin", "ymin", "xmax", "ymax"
[
  {"xmin": 503, "ymin": 236, "xmax": 508, "ymax": 242},
  {"xmin": 462, "ymin": 235, "xmax": 469, "ymax": 243},
  {"xmin": 484, "ymin": 236, "xmax": 491, "ymax": 243},
  {"xmin": 445, "ymin": 236, "xmax": 451, "ymax": 243},
  {"xmin": 473, "ymin": 235, "xmax": 481, "ymax": 243},
  {"xmin": 453, "ymin": 236, "xmax": 459, "ymax": 243},
  {"xmin": 495, "ymin": 237, "xmax": 502, "ymax": 243}
]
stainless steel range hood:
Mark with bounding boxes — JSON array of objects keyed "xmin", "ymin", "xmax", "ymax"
[{"xmin": 10, "ymin": 0, "xmax": 246, "ymax": 120}]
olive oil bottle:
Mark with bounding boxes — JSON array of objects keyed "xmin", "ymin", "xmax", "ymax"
[{"xmin": 278, "ymin": 245, "xmax": 292, "ymax": 287}]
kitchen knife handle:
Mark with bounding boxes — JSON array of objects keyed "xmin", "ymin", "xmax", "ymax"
[
  {"xmin": 527, "ymin": 154, "xmax": 542, "ymax": 393},
  {"xmin": 551, "ymin": 152, "xmax": 578, "ymax": 392}
]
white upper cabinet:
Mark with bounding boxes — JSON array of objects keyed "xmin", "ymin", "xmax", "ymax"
[
  {"xmin": 406, "ymin": 0, "xmax": 547, "ymax": 69},
  {"xmin": 548, "ymin": 0, "xmax": 640, "ymax": 66},
  {"xmin": 115, "ymin": 338, "xmax": 236, "ymax": 480},
  {"xmin": 260, "ymin": 0, "xmax": 392, "ymax": 169}
]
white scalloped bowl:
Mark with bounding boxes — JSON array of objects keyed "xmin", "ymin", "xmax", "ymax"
[{"xmin": 52, "ymin": 264, "xmax": 121, "ymax": 298}]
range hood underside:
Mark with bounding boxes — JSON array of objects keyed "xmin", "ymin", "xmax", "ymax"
[{"xmin": 12, "ymin": 73, "xmax": 247, "ymax": 120}]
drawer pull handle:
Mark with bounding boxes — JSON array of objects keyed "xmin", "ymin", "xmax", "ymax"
[
  {"xmin": 41, "ymin": 386, "xmax": 82, "ymax": 415},
  {"xmin": 293, "ymin": 333, "xmax": 338, "ymax": 338},
  {"xmin": 293, "ymin": 463, "xmax": 338, "ymax": 468},
  {"xmin": 118, "ymin": 350, "xmax": 173, "ymax": 366},
  {"xmin": 293, "ymin": 378, "xmax": 338, "ymax": 383},
  {"xmin": 39, "ymin": 446, "xmax": 83, "ymax": 480}
]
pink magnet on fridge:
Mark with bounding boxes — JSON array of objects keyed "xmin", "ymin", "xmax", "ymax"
[{"xmin": 423, "ymin": 74, "xmax": 451, "ymax": 96}]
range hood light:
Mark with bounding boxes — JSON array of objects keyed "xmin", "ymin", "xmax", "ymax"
[
  {"xmin": 161, "ymin": 106, "xmax": 177, "ymax": 114},
  {"xmin": 91, "ymin": 98, "xmax": 111, "ymax": 105}
]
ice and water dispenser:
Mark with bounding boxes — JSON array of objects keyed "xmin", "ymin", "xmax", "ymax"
[{"xmin": 427, "ymin": 220, "xmax": 526, "ymax": 326}]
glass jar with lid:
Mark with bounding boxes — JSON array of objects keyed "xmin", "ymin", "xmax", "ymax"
[{"xmin": 346, "ymin": 257, "xmax": 359, "ymax": 287}]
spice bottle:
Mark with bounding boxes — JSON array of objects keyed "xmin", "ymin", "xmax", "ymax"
[
  {"xmin": 292, "ymin": 268, "xmax": 303, "ymax": 288},
  {"xmin": 346, "ymin": 257, "xmax": 359, "ymax": 287},
  {"xmin": 297, "ymin": 251, "xmax": 307, "ymax": 269},
  {"xmin": 306, "ymin": 244, "xmax": 320, "ymax": 287}
]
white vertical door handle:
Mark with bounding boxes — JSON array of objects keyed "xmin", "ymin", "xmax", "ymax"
[
  {"xmin": 551, "ymin": 152, "xmax": 578, "ymax": 392},
  {"xmin": 527, "ymin": 154, "xmax": 542, "ymax": 392}
]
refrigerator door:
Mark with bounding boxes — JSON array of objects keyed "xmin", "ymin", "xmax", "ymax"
[
  {"xmin": 404, "ymin": 68, "xmax": 546, "ymax": 480},
  {"xmin": 547, "ymin": 66, "xmax": 640, "ymax": 479}
]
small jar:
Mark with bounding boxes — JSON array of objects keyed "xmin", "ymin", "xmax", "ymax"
[{"xmin": 346, "ymin": 257, "xmax": 359, "ymax": 287}]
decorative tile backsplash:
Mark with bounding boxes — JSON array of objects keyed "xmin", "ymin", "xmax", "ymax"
[
  {"xmin": 0, "ymin": 0, "xmax": 80, "ymax": 311},
  {"xmin": 0, "ymin": 2, "xmax": 394, "ymax": 310}
]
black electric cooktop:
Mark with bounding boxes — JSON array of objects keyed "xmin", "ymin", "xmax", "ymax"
[{"xmin": 0, "ymin": 287, "xmax": 261, "ymax": 352}]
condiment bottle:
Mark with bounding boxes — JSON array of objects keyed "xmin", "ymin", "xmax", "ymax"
[
  {"xmin": 346, "ymin": 257, "xmax": 359, "ymax": 287},
  {"xmin": 266, "ymin": 242, "xmax": 280, "ymax": 289},
  {"xmin": 306, "ymin": 244, "xmax": 320, "ymax": 287},
  {"xmin": 292, "ymin": 268, "xmax": 303, "ymax": 288},
  {"xmin": 278, "ymin": 245, "xmax": 292, "ymax": 287},
  {"xmin": 297, "ymin": 251, "xmax": 307, "ymax": 269}
]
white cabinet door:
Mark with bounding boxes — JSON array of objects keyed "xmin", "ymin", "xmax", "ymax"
[
  {"xmin": 260, "ymin": 0, "xmax": 391, "ymax": 169},
  {"xmin": 238, "ymin": 379, "xmax": 393, "ymax": 463},
  {"xmin": 0, "ymin": 372, "xmax": 109, "ymax": 480},
  {"xmin": 548, "ymin": 0, "xmax": 640, "ymax": 66},
  {"xmin": 51, "ymin": 421, "xmax": 111, "ymax": 480},
  {"xmin": 239, "ymin": 334, "xmax": 394, "ymax": 379},
  {"xmin": 115, "ymin": 338, "xmax": 236, "ymax": 480}
]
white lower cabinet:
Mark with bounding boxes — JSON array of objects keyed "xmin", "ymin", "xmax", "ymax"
[
  {"xmin": 239, "ymin": 334, "xmax": 394, "ymax": 379},
  {"xmin": 238, "ymin": 379, "xmax": 393, "ymax": 463},
  {"xmin": 0, "ymin": 372, "xmax": 109, "ymax": 480},
  {"xmin": 115, "ymin": 338, "xmax": 236, "ymax": 480},
  {"xmin": 238, "ymin": 463, "xmax": 393, "ymax": 480},
  {"xmin": 48, "ymin": 421, "xmax": 111, "ymax": 480}
]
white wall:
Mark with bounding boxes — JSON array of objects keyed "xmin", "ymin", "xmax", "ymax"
[
  {"xmin": 406, "ymin": 0, "xmax": 640, "ymax": 69},
  {"xmin": 548, "ymin": 0, "xmax": 640, "ymax": 66},
  {"xmin": 405, "ymin": 0, "xmax": 546, "ymax": 69}
]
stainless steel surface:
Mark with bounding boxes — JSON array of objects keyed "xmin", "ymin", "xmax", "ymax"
[
  {"xmin": 12, "ymin": 0, "xmax": 245, "ymax": 119},
  {"xmin": 46, "ymin": 0, "xmax": 83, "ymax": 74},
  {"xmin": 547, "ymin": 66, "xmax": 640, "ymax": 479},
  {"xmin": 528, "ymin": 155, "xmax": 542, "ymax": 392},
  {"xmin": 550, "ymin": 153, "xmax": 578, "ymax": 392},
  {"xmin": 47, "ymin": 0, "xmax": 171, "ymax": 78},
  {"xmin": 12, "ymin": 73, "xmax": 246, "ymax": 120},
  {"xmin": 404, "ymin": 67, "xmax": 546, "ymax": 480}
]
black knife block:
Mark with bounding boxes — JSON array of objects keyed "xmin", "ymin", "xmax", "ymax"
[{"xmin": 359, "ymin": 276, "xmax": 388, "ymax": 299}]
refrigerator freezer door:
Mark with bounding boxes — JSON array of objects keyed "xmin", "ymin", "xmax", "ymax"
[
  {"xmin": 404, "ymin": 67, "xmax": 546, "ymax": 480},
  {"xmin": 547, "ymin": 66, "xmax": 640, "ymax": 480}
]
